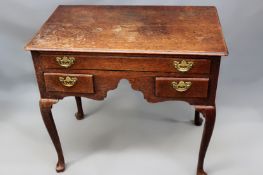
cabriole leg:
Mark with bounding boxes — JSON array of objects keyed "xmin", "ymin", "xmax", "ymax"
[
  {"xmin": 75, "ymin": 96, "xmax": 84, "ymax": 120},
  {"xmin": 39, "ymin": 99, "xmax": 65, "ymax": 172},
  {"xmin": 194, "ymin": 110, "xmax": 203, "ymax": 126},
  {"xmin": 195, "ymin": 106, "xmax": 216, "ymax": 175}
]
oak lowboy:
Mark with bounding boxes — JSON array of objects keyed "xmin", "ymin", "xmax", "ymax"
[{"xmin": 26, "ymin": 5, "xmax": 228, "ymax": 175}]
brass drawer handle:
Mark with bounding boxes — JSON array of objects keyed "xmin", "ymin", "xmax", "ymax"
[
  {"xmin": 173, "ymin": 60, "xmax": 194, "ymax": 72},
  {"xmin": 56, "ymin": 56, "xmax": 75, "ymax": 68},
  {"xmin": 59, "ymin": 76, "xmax": 78, "ymax": 87},
  {"xmin": 171, "ymin": 81, "xmax": 192, "ymax": 92}
]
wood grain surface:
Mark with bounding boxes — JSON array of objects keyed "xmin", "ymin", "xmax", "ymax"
[{"xmin": 26, "ymin": 5, "xmax": 228, "ymax": 56}]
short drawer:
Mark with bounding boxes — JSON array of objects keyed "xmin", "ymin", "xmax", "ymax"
[
  {"xmin": 40, "ymin": 55, "xmax": 211, "ymax": 74},
  {"xmin": 155, "ymin": 77, "xmax": 209, "ymax": 98},
  {"xmin": 44, "ymin": 73, "xmax": 94, "ymax": 94}
]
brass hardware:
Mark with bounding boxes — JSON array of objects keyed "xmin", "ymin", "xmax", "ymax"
[
  {"xmin": 59, "ymin": 76, "xmax": 78, "ymax": 87},
  {"xmin": 173, "ymin": 60, "xmax": 194, "ymax": 72},
  {"xmin": 171, "ymin": 81, "xmax": 192, "ymax": 92},
  {"xmin": 56, "ymin": 56, "xmax": 75, "ymax": 68}
]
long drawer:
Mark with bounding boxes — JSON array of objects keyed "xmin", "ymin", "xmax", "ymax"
[{"xmin": 39, "ymin": 54, "xmax": 211, "ymax": 74}]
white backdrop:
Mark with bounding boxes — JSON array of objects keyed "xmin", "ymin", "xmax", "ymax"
[{"xmin": 0, "ymin": 1, "xmax": 263, "ymax": 175}]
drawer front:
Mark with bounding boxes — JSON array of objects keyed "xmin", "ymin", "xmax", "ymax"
[
  {"xmin": 44, "ymin": 73, "xmax": 94, "ymax": 94},
  {"xmin": 155, "ymin": 77, "xmax": 209, "ymax": 98},
  {"xmin": 40, "ymin": 55, "xmax": 211, "ymax": 74}
]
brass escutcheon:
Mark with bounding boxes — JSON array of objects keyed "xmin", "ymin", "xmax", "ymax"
[
  {"xmin": 171, "ymin": 81, "xmax": 192, "ymax": 92},
  {"xmin": 59, "ymin": 76, "xmax": 78, "ymax": 87},
  {"xmin": 56, "ymin": 56, "xmax": 75, "ymax": 68},
  {"xmin": 173, "ymin": 60, "xmax": 194, "ymax": 72}
]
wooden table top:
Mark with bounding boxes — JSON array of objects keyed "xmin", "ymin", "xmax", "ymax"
[{"xmin": 26, "ymin": 5, "xmax": 228, "ymax": 56}]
